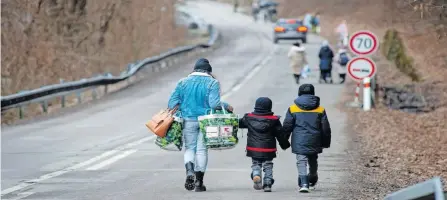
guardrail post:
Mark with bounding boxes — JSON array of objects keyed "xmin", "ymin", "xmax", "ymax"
[
  {"xmin": 17, "ymin": 91, "xmax": 26, "ymax": 119},
  {"xmin": 104, "ymin": 73, "xmax": 112, "ymax": 94},
  {"xmin": 60, "ymin": 79, "xmax": 66, "ymax": 108},
  {"xmin": 18, "ymin": 106, "xmax": 24, "ymax": 119},
  {"xmin": 127, "ymin": 64, "xmax": 132, "ymax": 85},
  {"xmin": 77, "ymin": 92, "xmax": 82, "ymax": 104},
  {"xmin": 92, "ymin": 87, "xmax": 98, "ymax": 100},
  {"xmin": 41, "ymin": 100, "xmax": 48, "ymax": 113}
]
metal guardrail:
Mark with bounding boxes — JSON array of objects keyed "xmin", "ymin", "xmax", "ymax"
[
  {"xmin": 1, "ymin": 23, "xmax": 219, "ymax": 111},
  {"xmin": 384, "ymin": 177, "xmax": 446, "ymax": 200}
]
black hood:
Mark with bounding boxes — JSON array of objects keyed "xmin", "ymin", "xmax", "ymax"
[
  {"xmin": 294, "ymin": 95, "xmax": 320, "ymax": 110},
  {"xmin": 245, "ymin": 114, "xmax": 278, "ymax": 133},
  {"xmin": 253, "ymin": 97, "xmax": 274, "ymax": 115}
]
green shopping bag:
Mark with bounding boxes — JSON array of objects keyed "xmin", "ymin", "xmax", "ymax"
[
  {"xmin": 198, "ymin": 106, "xmax": 239, "ymax": 150},
  {"xmin": 154, "ymin": 116, "xmax": 183, "ymax": 151}
]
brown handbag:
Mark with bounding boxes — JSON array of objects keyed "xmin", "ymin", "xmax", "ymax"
[{"xmin": 145, "ymin": 106, "xmax": 179, "ymax": 138}]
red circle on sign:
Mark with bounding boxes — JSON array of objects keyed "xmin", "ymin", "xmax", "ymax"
[
  {"xmin": 347, "ymin": 57, "xmax": 376, "ymax": 80},
  {"xmin": 349, "ymin": 31, "xmax": 378, "ymax": 56}
]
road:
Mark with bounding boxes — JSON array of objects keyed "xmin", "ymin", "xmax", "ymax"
[{"xmin": 1, "ymin": 1, "xmax": 349, "ymax": 199}]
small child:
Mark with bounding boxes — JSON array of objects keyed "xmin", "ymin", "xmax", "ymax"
[
  {"xmin": 239, "ymin": 97, "xmax": 290, "ymax": 192},
  {"xmin": 335, "ymin": 48, "xmax": 351, "ymax": 83},
  {"xmin": 282, "ymin": 84, "xmax": 332, "ymax": 193}
]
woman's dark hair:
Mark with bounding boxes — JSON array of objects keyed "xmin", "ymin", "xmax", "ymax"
[{"xmin": 293, "ymin": 42, "xmax": 301, "ymax": 47}]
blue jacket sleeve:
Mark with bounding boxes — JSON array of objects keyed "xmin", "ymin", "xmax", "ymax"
[
  {"xmin": 208, "ymin": 80, "xmax": 230, "ymax": 110},
  {"xmin": 168, "ymin": 80, "xmax": 183, "ymax": 109}
]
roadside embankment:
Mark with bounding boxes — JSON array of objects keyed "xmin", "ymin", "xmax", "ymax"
[{"xmin": 1, "ymin": 2, "xmax": 219, "ymax": 125}]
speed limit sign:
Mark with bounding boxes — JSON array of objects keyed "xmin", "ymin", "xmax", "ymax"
[{"xmin": 349, "ymin": 31, "xmax": 379, "ymax": 56}]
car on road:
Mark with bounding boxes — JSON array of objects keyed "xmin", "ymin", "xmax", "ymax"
[{"xmin": 273, "ymin": 18, "xmax": 308, "ymax": 44}]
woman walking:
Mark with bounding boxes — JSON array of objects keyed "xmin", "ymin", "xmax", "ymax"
[
  {"xmin": 168, "ymin": 58, "xmax": 233, "ymax": 192},
  {"xmin": 287, "ymin": 42, "xmax": 308, "ymax": 84},
  {"xmin": 318, "ymin": 40, "xmax": 334, "ymax": 83}
]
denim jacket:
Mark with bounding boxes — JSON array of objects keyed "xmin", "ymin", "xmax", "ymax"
[{"xmin": 168, "ymin": 72, "xmax": 230, "ymax": 120}]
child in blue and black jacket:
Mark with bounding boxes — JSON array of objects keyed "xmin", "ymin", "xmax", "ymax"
[{"xmin": 282, "ymin": 84, "xmax": 332, "ymax": 193}]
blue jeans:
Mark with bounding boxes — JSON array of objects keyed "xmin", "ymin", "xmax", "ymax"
[
  {"xmin": 296, "ymin": 154, "xmax": 318, "ymax": 176},
  {"xmin": 251, "ymin": 158, "xmax": 274, "ymax": 183},
  {"xmin": 183, "ymin": 120, "xmax": 208, "ymax": 172}
]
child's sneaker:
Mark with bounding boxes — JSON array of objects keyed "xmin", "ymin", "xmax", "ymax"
[
  {"xmin": 252, "ymin": 175, "xmax": 263, "ymax": 190},
  {"xmin": 299, "ymin": 185, "xmax": 309, "ymax": 193},
  {"xmin": 298, "ymin": 175, "xmax": 310, "ymax": 193}
]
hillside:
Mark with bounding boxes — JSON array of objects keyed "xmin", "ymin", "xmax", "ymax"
[{"xmin": 1, "ymin": 0, "xmax": 186, "ymax": 96}]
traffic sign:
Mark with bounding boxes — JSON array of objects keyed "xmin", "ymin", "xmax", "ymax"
[
  {"xmin": 349, "ymin": 31, "xmax": 379, "ymax": 56},
  {"xmin": 347, "ymin": 57, "xmax": 376, "ymax": 81}
]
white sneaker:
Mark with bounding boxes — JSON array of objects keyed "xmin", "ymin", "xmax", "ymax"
[{"xmin": 299, "ymin": 186, "xmax": 309, "ymax": 193}]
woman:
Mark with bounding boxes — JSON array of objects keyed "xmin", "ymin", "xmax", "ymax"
[
  {"xmin": 335, "ymin": 48, "xmax": 350, "ymax": 83},
  {"xmin": 168, "ymin": 58, "xmax": 233, "ymax": 192},
  {"xmin": 287, "ymin": 42, "xmax": 308, "ymax": 84},
  {"xmin": 335, "ymin": 20, "xmax": 348, "ymax": 48},
  {"xmin": 318, "ymin": 40, "xmax": 334, "ymax": 83}
]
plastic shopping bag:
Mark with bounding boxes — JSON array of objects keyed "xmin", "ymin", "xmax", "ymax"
[
  {"xmin": 198, "ymin": 106, "xmax": 239, "ymax": 150},
  {"xmin": 154, "ymin": 116, "xmax": 183, "ymax": 151},
  {"xmin": 301, "ymin": 65, "xmax": 311, "ymax": 78}
]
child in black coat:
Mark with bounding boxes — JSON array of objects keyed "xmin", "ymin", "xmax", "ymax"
[{"xmin": 239, "ymin": 97, "xmax": 290, "ymax": 192}]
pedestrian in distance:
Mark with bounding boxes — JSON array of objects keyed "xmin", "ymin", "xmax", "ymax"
[
  {"xmin": 168, "ymin": 58, "xmax": 234, "ymax": 192},
  {"xmin": 238, "ymin": 97, "xmax": 291, "ymax": 192},
  {"xmin": 318, "ymin": 40, "xmax": 334, "ymax": 84},
  {"xmin": 311, "ymin": 12, "xmax": 320, "ymax": 34},
  {"xmin": 303, "ymin": 11, "xmax": 313, "ymax": 30},
  {"xmin": 282, "ymin": 84, "xmax": 332, "ymax": 193},
  {"xmin": 287, "ymin": 42, "xmax": 308, "ymax": 84},
  {"xmin": 335, "ymin": 20, "xmax": 349, "ymax": 48},
  {"xmin": 335, "ymin": 48, "xmax": 351, "ymax": 84}
]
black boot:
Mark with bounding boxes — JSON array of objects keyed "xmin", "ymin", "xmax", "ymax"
[
  {"xmin": 263, "ymin": 178, "xmax": 274, "ymax": 192},
  {"xmin": 184, "ymin": 162, "xmax": 195, "ymax": 191},
  {"xmin": 339, "ymin": 74, "xmax": 346, "ymax": 84},
  {"xmin": 194, "ymin": 171, "xmax": 207, "ymax": 192},
  {"xmin": 308, "ymin": 173, "xmax": 318, "ymax": 190},
  {"xmin": 293, "ymin": 74, "xmax": 301, "ymax": 84}
]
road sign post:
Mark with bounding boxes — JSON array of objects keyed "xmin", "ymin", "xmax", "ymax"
[
  {"xmin": 349, "ymin": 30, "xmax": 379, "ymax": 56},
  {"xmin": 346, "ymin": 57, "xmax": 377, "ymax": 108}
]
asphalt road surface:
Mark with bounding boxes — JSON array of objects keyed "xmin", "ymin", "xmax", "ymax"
[{"xmin": 1, "ymin": 1, "xmax": 349, "ymax": 199}]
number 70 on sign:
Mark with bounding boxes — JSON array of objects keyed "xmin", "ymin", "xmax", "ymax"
[{"xmin": 349, "ymin": 31, "xmax": 379, "ymax": 56}]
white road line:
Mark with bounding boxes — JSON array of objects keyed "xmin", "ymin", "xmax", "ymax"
[
  {"xmin": 85, "ymin": 149, "xmax": 138, "ymax": 171},
  {"xmin": 3, "ymin": 192, "xmax": 35, "ymax": 200},
  {"xmin": 1, "ymin": 136, "xmax": 155, "ymax": 196},
  {"xmin": 222, "ymin": 49, "xmax": 274, "ymax": 100}
]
